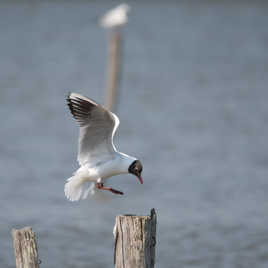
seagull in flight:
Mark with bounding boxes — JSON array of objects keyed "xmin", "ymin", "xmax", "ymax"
[{"xmin": 65, "ymin": 93, "xmax": 143, "ymax": 201}]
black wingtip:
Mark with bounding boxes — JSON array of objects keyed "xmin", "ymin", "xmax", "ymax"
[
  {"xmin": 66, "ymin": 93, "xmax": 99, "ymax": 127},
  {"xmin": 66, "ymin": 92, "xmax": 73, "ymax": 114}
]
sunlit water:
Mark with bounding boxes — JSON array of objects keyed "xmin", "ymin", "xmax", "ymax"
[{"xmin": 1, "ymin": 1, "xmax": 268, "ymax": 267}]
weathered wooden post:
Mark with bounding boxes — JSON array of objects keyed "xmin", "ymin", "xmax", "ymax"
[
  {"xmin": 104, "ymin": 29, "xmax": 122, "ymax": 112},
  {"xmin": 11, "ymin": 227, "xmax": 40, "ymax": 268},
  {"xmin": 100, "ymin": 3, "xmax": 131, "ymax": 112},
  {"xmin": 113, "ymin": 209, "xmax": 157, "ymax": 268}
]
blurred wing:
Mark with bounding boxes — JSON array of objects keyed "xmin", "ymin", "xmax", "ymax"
[{"xmin": 67, "ymin": 93, "xmax": 120, "ymax": 165}]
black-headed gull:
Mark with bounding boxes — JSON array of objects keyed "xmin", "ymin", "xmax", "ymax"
[{"xmin": 65, "ymin": 93, "xmax": 143, "ymax": 201}]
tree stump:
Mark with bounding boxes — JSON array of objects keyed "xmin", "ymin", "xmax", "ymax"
[
  {"xmin": 11, "ymin": 227, "xmax": 40, "ymax": 268},
  {"xmin": 114, "ymin": 208, "xmax": 157, "ymax": 268}
]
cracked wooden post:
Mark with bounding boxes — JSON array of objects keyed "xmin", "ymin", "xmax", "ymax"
[
  {"xmin": 114, "ymin": 208, "xmax": 157, "ymax": 268},
  {"xmin": 11, "ymin": 227, "xmax": 40, "ymax": 268}
]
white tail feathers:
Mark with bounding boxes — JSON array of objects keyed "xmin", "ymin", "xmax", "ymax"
[{"xmin": 64, "ymin": 175, "xmax": 95, "ymax": 201}]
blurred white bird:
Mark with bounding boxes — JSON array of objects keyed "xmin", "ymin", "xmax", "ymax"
[
  {"xmin": 100, "ymin": 3, "xmax": 130, "ymax": 28},
  {"xmin": 64, "ymin": 93, "xmax": 143, "ymax": 201}
]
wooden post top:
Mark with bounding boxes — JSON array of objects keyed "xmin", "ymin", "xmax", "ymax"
[{"xmin": 114, "ymin": 209, "xmax": 157, "ymax": 268}]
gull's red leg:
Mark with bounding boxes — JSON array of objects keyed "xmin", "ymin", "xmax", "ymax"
[{"xmin": 96, "ymin": 183, "xmax": 124, "ymax": 195}]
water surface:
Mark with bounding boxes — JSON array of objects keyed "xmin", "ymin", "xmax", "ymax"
[{"xmin": 0, "ymin": 1, "xmax": 268, "ymax": 267}]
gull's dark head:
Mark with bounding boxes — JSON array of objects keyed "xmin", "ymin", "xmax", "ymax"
[{"xmin": 128, "ymin": 160, "xmax": 143, "ymax": 184}]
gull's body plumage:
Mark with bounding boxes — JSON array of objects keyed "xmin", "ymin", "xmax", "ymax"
[{"xmin": 64, "ymin": 93, "xmax": 140, "ymax": 201}]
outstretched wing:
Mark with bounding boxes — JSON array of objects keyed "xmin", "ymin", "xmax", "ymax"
[{"xmin": 67, "ymin": 93, "xmax": 120, "ymax": 165}]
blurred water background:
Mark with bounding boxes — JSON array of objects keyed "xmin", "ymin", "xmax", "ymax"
[{"xmin": 1, "ymin": 0, "xmax": 268, "ymax": 267}]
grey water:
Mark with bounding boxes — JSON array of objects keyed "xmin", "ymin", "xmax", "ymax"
[{"xmin": 1, "ymin": 1, "xmax": 268, "ymax": 267}]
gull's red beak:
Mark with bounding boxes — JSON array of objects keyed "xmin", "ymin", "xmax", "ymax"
[{"xmin": 138, "ymin": 176, "xmax": 143, "ymax": 184}]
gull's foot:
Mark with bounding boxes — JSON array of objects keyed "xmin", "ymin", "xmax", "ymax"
[
  {"xmin": 110, "ymin": 188, "xmax": 124, "ymax": 195},
  {"xmin": 96, "ymin": 183, "xmax": 124, "ymax": 195}
]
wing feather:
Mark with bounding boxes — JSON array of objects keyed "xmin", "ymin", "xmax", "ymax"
[{"xmin": 67, "ymin": 93, "xmax": 119, "ymax": 165}]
